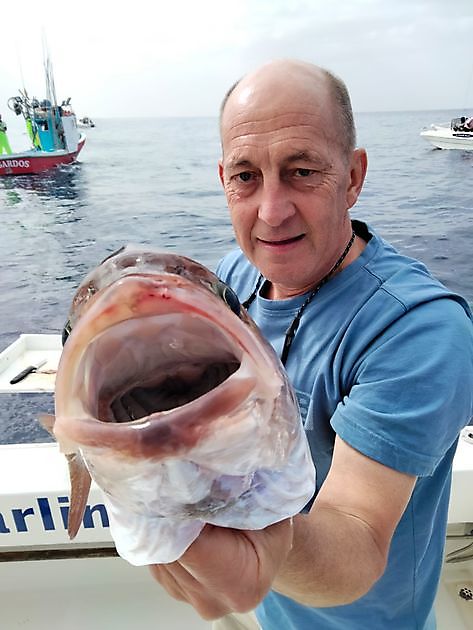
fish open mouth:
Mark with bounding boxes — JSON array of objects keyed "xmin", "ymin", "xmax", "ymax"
[
  {"xmin": 79, "ymin": 312, "xmax": 242, "ymax": 423},
  {"xmin": 109, "ymin": 361, "xmax": 240, "ymax": 421}
]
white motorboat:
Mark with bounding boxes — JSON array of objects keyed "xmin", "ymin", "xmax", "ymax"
[
  {"xmin": 420, "ymin": 116, "xmax": 473, "ymax": 151},
  {"xmin": 77, "ymin": 116, "xmax": 95, "ymax": 128},
  {"xmin": 0, "ymin": 334, "xmax": 472, "ymax": 629}
]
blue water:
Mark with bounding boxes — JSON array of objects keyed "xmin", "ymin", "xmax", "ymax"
[{"xmin": 1, "ymin": 111, "xmax": 472, "ymax": 443}]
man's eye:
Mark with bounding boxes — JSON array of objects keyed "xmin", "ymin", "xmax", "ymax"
[
  {"xmin": 294, "ymin": 168, "xmax": 313, "ymax": 177},
  {"xmin": 237, "ymin": 171, "xmax": 253, "ymax": 182}
]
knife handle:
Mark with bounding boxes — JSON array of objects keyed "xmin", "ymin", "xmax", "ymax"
[{"xmin": 10, "ymin": 366, "xmax": 35, "ymax": 385}]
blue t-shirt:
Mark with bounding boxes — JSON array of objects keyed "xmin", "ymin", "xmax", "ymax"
[{"xmin": 216, "ymin": 221, "xmax": 473, "ymax": 630}]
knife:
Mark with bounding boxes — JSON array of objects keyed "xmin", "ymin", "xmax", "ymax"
[{"xmin": 9, "ymin": 359, "xmax": 48, "ymax": 385}]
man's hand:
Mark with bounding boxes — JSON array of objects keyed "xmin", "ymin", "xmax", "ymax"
[
  {"xmin": 150, "ymin": 436, "xmax": 416, "ymax": 617},
  {"xmin": 149, "ymin": 518, "xmax": 293, "ymax": 620}
]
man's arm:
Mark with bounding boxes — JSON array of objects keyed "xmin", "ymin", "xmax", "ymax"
[
  {"xmin": 273, "ymin": 435, "xmax": 417, "ymax": 606},
  {"xmin": 149, "ymin": 436, "xmax": 416, "ymax": 618}
]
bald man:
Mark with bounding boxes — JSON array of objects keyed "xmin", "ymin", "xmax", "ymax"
[{"xmin": 150, "ymin": 59, "xmax": 473, "ymax": 630}]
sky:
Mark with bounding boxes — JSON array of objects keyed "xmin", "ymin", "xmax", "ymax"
[{"xmin": 1, "ymin": 0, "xmax": 473, "ymax": 119}]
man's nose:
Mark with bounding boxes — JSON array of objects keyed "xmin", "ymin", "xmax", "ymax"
[{"xmin": 257, "ymin": 180, "xmax": 296, "ymax": 227}]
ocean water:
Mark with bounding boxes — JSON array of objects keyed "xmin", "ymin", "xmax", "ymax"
[{"xmin": 1, "ymin": 111, "xmax": 472, "ymax": 443}]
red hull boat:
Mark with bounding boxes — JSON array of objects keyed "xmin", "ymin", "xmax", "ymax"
[
  {"xmin": 1, "ymin": 46, "xmax": 86, "ymax": 177},
  {"xmin": 0, "ymin": 134, "xmax": 86, "ymax": 176}
]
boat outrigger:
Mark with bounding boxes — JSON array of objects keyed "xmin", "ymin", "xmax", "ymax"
[{"xmin": 0, "ymin": 51, "xmax": 85, "ymax": 176}]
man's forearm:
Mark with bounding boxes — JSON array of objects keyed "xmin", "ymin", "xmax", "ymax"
[{"xmin": 272, "ymin": 506, "xmax": 387, "ymax": 607}]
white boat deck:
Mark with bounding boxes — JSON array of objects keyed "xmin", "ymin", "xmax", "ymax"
[
  {"xmin": 0, "ymin": 333, "xmax": 61, "ymax": 393},
  {"xmin": 0, "ymin": 557, "xmax": 211, "ymax": 629},
  {"xmin": 437, "ymin": 546, "xmax": 473, "ymax": 630}
]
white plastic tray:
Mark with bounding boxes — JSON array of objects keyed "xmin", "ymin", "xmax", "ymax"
[{"xmin": 0, "ymin": 334, "xmax": 62, "ymax": 393}]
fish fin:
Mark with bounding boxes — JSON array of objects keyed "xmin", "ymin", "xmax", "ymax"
[
  {"xmin": 66, "ymin": 451, "xmax": 92, "ymax": 540},
  {"xmin": 38, "ymin": 413, "xmax": 56, "ymax": 436},
  {"xmin": 38, "ymin": 413, "xmax": 91, "ymax": 539}
]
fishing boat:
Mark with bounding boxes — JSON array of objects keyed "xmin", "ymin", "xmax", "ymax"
[
  {"xmin": 0, "ymin": 334, "xmax": 471, "ymax": 629},
  {"xmin": 0, "ymin": 52, "xmax": 85, "ymax": 176},
  {"xmin": 420, "ymin": 117, "xmax": 473, "ymax": 151}
]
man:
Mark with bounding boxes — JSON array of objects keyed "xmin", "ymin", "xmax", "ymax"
[
  {"xmin": 150, "ymin": 59, "xmax": 473, "ymax": 629},
  {"xmin": 0, "ymin": 114, "xmax": 12, "ymax": 155},
  {"xmin": 464, "ymin": 116, "xmax": 473, "ymax": 131}
]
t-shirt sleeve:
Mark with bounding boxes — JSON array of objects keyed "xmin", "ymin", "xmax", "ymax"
[{"xmin": 331, "ymin": 297, "xmax": 473, "ymax": 476}]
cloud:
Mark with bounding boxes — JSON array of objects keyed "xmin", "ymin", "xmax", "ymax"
[{"xmin": 1, "ymin": 0, "xmax": 473, "ymax": 117}]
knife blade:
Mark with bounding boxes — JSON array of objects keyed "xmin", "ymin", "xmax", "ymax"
[{"xmin": 10, "ymin": 359, "xmax": 48, "ymax": 385}]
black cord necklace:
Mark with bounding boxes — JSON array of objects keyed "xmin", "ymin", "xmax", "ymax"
[{"xmin": 242, "ymin": 230, "xmax": 356, "ymax": 366}]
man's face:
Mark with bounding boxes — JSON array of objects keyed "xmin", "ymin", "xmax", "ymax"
[{"xmin": 219, "ymin": 79, "xmax": 365, "ymax": 299}]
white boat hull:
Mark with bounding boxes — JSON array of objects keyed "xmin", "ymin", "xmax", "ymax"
[
  {"xmin": 420, "ymin": 125, "xmax": 473, "ymax": 151},
  {"xmin": 0, "ymin": 335, "xmax": 472, "ymax": 628}
]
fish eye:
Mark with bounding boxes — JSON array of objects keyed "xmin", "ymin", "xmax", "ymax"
[
  {"xmin": 214, "ymin": 281, "xmax": 242, "ymax": 317},
  {"xmin": 222, "ymin": 285, "xmax": 242, "ymax": 316},
  {"xmin": 100, "ymin": 245, "xmax": 126, "ymax": 265},
  {"xmin": 62, "ymin": 319, "xmax": 72, "ymax": 346}
]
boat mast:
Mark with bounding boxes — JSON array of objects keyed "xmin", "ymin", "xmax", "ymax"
[{"xmin": 42, "ymin": 35, "xmax": 63, "ymax": 150}]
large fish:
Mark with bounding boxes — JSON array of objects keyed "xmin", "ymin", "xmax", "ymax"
[{"xmin": 43, "ymin": 246, "xmax": 316, "ymax": 565}]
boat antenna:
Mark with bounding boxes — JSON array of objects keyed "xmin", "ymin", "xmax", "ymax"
[
  {"xmin": 16, "ymin": 44, "xmax": 27, "ymax": 96},
  {"xmin": 42, "ymin": 33, "xmax": 58, "ymax": 109},
  {"xmin": 7, "ymin": 42, "xmax": 39, "ymax": 148},
  {"xmin": 464, "ymin": 62, "xmax": 473, "ymax": 113}
]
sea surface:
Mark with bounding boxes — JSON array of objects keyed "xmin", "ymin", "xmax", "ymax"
[{"xmin": 1, "ymin": 111, "xmax": 472, "ymax": 444}]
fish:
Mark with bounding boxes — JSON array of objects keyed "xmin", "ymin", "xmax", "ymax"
[{"xmin": 42, "ymin": 245, "xmax": 316, "ymax": 565}]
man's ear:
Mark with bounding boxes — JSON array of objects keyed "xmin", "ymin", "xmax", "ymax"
[
  {"xmin": 218, "ymin": 160, "xmax": 225, "ymax": 187},
  {"xmin": 346, "ymin": 148, "xmax": 368, "ymax": 210}
]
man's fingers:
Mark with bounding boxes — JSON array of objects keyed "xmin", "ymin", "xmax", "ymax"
[
  {"xmin": 149, "ymin": 562, "xmax": 232, "ymax": 619},
  {"xmin": 149, "ymin": 564, "xmax": 188, "ymax": 602}
]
